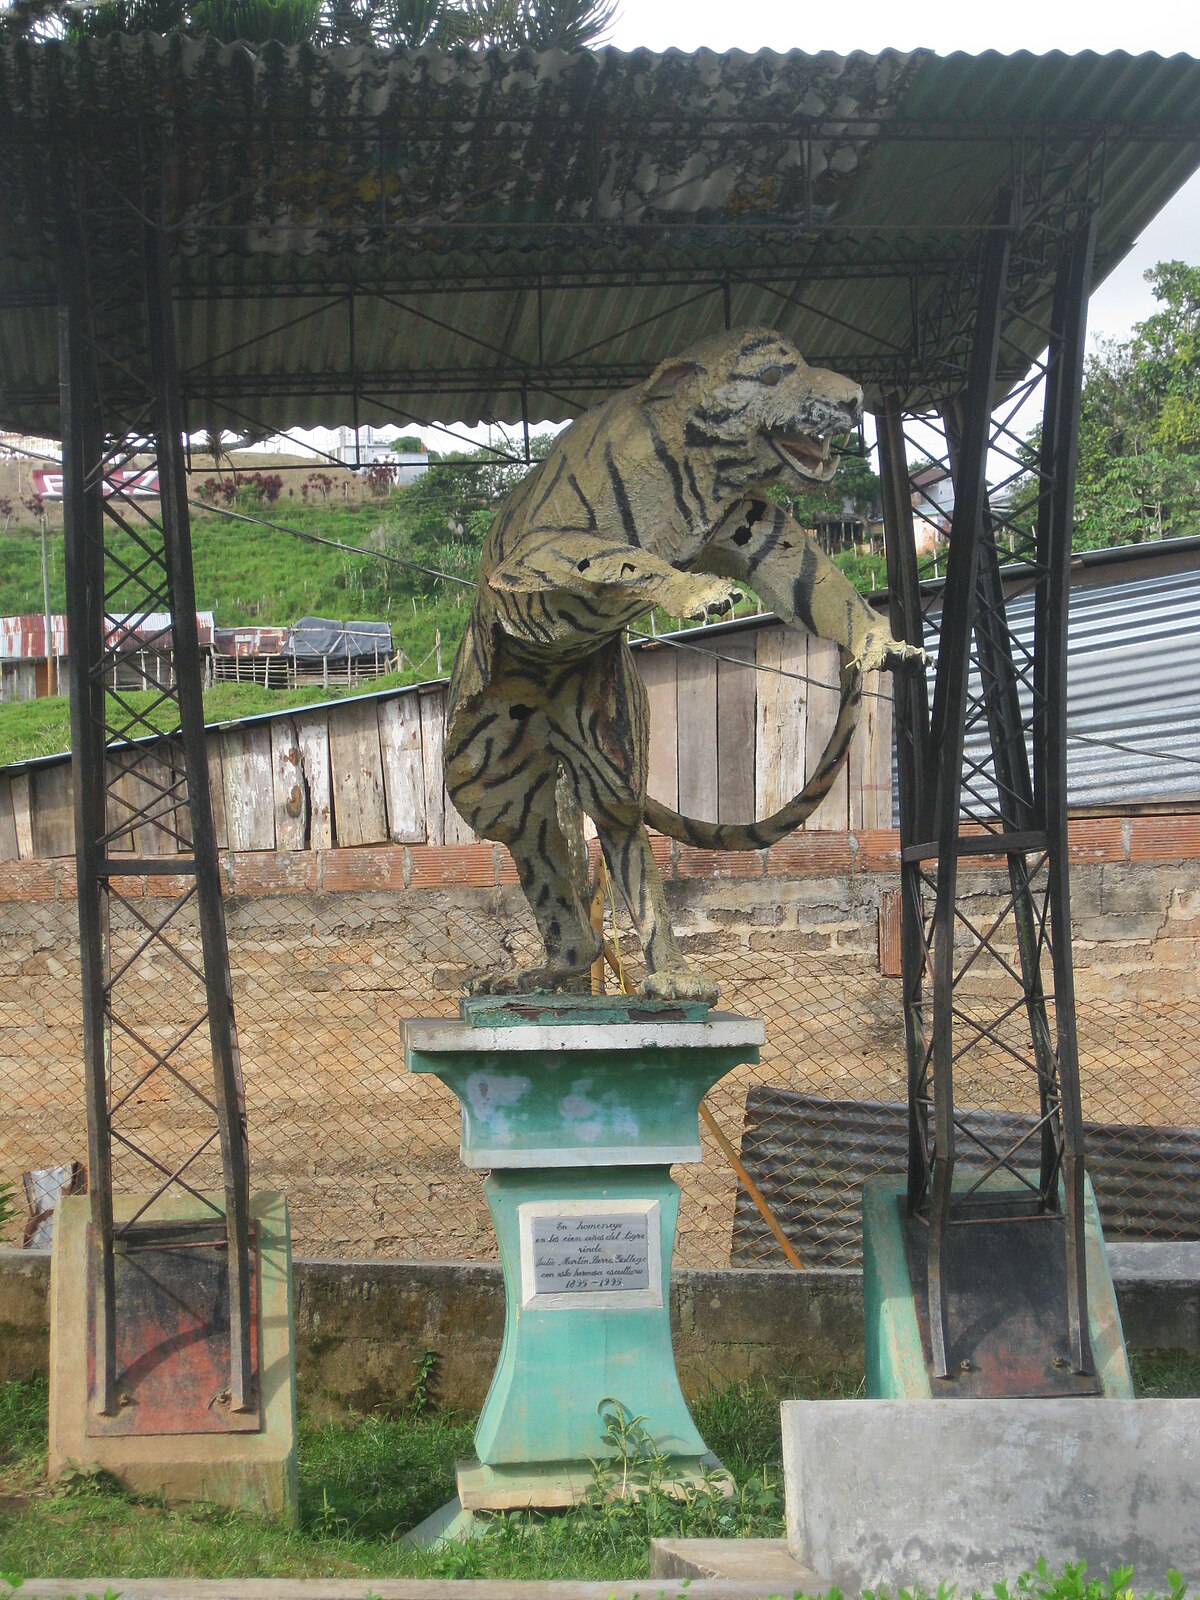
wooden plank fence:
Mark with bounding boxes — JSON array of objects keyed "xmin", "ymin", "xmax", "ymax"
[{"xmin": 0, "ymin": 621, "xmax": 894, "ymax": 861}]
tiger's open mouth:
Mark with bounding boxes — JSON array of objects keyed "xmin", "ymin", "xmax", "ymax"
[{"xmin": 769, "ymin": 429, "xmax": 842, "ymax": 482}]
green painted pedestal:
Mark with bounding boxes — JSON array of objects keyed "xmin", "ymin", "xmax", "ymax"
[{"xmin": 403, "ymin": 1000, "xmax": 763, "ymax": 1509}]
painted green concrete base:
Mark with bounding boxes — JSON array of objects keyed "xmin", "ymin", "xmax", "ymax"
[
  {"xmin": 49, "ymin": 1191, "xmax": 299, "ymax": 1522},
  {"xmin": 863, "ymin": 1174, "xmax": 1134, "ymax": 1399},
  {"xmin": 476, "ymin": 1166, "xmax": 704, "ymax": 1467},
  {"xmin": 404, "ymin": 1012, "xmax": 762, "ymax": 1508}
]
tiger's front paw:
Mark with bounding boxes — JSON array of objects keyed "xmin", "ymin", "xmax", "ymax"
[
  {"xmin": 850, "ymin": 628, "xmax": 926, "ymax": 676},
  {"xmin": 641, "ymin": 969, "xmax": 720, "ymax": 1004}
]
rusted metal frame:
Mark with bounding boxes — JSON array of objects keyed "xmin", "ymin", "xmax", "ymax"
[
  {"xmin": 876, "ymin": 400, "xmax": 933, "ymax": 1213},
  {"xmin": 101, "ymin": 779, "xmax": 192, "ymax": 852},
  {"xmin": 100, "ymin": 686, "xmax": 179, "ymax": 748},
  {"xmin": 922, "ymin": 197, "xmax": 1013, "ymax": 1378},
  {"xmin": 58, "ymin": 198, "xmax": 118, "ymax": 1418},
  {"xmin": 1035, "ymin": 207, "xmax": 1100, "ymax": 1376},
  {"xmin": 942, "ymin": 393, "xmax": 1062, "ymax": 1196},
  {"xmin": 108, "ymin": 1012, "xmax": 218, "ymax": 1118},
  {"xmin": 111, "ymin": 1128, "xmax": 225, "ymax": 1225},
  {"xmin": 104, "ymin": 886, "xmax": 205, "ymax": 990},
  {"xmin": 144, "ymin": 209, "xmax": 255, "ymax": 1412}
]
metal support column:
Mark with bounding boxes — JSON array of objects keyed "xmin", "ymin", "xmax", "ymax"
[
  {"xmin": 877, "ymin": 198, "xmax": 1101, "ymax": 1393},
  {"xmin": 57, "ymin": 168, "xmax": 257, "ymax": 1433}
]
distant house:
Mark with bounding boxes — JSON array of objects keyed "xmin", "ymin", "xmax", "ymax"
[
  {"xmin": 210, "ymin": 616, "xmax": 394, "ymax": 689},
  {"xmin": 0, "ymin": 611, "xmax": 214, "ymax": 701},
  {"xmin": 334, "ymin": 426, "xmax": 429, "ymax": 484}
]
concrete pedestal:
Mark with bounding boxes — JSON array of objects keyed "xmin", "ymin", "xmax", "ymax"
[
  {"xmin": 49, "ymin": 1190, "xmax": 298, "ymax": 1522},
  {"xmin": 783, "ymin": 1397, "xmax": 1200, "ymax": 1595},
  {"xmin": 404, "ymin": 1002, "xmax": 763, "ymax": 1510}
]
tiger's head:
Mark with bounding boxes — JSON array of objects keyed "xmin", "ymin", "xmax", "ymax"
[{"xmin": 637, "ymin": 326, "xmax": 864, "ymax": 497}]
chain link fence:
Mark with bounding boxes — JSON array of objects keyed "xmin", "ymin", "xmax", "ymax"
[{"xmin": 2, "ymin": 862, "xmax": 1199, "ymax": 1264}]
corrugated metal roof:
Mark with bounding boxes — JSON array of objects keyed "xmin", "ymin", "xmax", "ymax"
[
  {"xmin": 0, "ymin": 42, "xmax": 1197, "ymax": 433},
  {"xmin": 212, "ymin": 617, "xmax": 393, "ymax": 657},
  {"xmin": 732, "ymin": 1089, "xmax": 1200, "ymax": 1268},
  {"xmin": 0, "ymin": 611, "xmax": 215, "ymax": 658},
  {"xmin": 921, "ymin": 563, "xmax": 1200, "ymax": 812}
]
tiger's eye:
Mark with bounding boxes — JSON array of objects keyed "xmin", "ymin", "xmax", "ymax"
[{"xmin": 760, "ymin": 366, "xmax": 783, "ymax": 386}]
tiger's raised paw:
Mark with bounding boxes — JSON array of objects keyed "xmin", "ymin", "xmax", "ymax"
[{"xmin": 641, "ymin": 970, "xmax": 720, "ymax": 1004}]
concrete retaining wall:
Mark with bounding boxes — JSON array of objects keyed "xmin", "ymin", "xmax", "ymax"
[{"xmin": 2, "ymin": 1246, "xmax": 1196, "ymax": 1412}]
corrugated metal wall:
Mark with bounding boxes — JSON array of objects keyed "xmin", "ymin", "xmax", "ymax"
[{"xmin": 919, "ymin": 562, "xmax": 1200, "ymax": 814}]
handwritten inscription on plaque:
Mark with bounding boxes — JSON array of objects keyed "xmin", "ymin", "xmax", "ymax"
[
  {"xmin": 518, "ymin": 1199, "xmax": 662, "ymax": 1309},
  {"xmin": 532, "ymin": 1213, "xmax": 650, "ymax": 1295}
]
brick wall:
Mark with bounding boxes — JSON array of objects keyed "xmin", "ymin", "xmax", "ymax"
[{"xmin": 1, "ymin": 818, "xmax": 1198, "ymax": 1262}]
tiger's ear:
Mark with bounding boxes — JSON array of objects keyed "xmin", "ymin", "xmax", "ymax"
[{"xmin": 638, "ymin": 357, "xmax": 705, "ymax": 404}]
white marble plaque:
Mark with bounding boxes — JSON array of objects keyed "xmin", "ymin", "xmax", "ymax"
[{"xmin": 518, "ymin": 1199, "xmax": 663, "ymax": 1310}]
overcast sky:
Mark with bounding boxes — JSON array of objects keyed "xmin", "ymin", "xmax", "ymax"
[{"xmin": 607, "ymin": 1, "xmax": 1200, "ymax": 345}]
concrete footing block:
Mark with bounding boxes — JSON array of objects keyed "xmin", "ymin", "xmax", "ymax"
[
  {"xmin": 49, "ymin": 1191, "xmax": 298, "ymax": 1523},
  {"xmin": 783, "ymin": 1398, "xmax": 1200, "ymax": 1596},
  {"xmin": 649, "ymin": 1536, "xmax": 827, "ymax": 1588}
]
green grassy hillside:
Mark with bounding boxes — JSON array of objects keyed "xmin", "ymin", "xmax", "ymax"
[{"xmin": 0, "ymin": 502, "xmax": 473, "ymax": 635}]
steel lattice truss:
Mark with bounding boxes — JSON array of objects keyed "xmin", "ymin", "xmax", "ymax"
[
  {"xmin": 878, "ymin": 181, "xmax": 1100, "ymax": 1384},
  {"xmin": 58, "ymin": 153, "xmax": 254, "ymax": 1422}
]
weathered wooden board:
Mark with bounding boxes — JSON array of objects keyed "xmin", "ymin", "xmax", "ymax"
[
  {"xmin": 330, "ymin": 699, "xmax": 388, "ymax": 848},
  {"xmin": 418, "ymin": 690, "xmax": 446, "ymax": 847},
  {"xmin": 637, "ymin": 646, "xmax": 678, "ymax": 812},
  {"xmin": 131, "ymin": 746, "xmax": 182, "ymax": 856},
  {"xmin": 715, "ymin": 634, "xmax": 758, "ymax": 825},
  {"xmin": 271, "ymin": 718, "xmax": 309, "ymax": 852},
  {"xmin": 851, "ymin": 675, "xmax": 895, "ymax": 831},
  {"xmin": 171, "ymin": 742, "xmax": 195, "ymax": 852},
  {"xmin": 755, "ymin": 628, "xmax": 807, "ymax": 820},
  {"xmin": 675, "ymin": 644, "xmax": 719, "ymax": 823},
  {"xmin": 222, "ymin": 726, "xmax": 276, "ymax": 851},
  {"xmin": 205, "ymin": 735, "xmax": 229, "ymax": 852},
  {"xmin": 10, "ymin": 771, "xmax": 35, "ymax": 859},
  {"xmin": 804, "ymin": 637, "xmax": 849, "ymax": 829},
  {"xmin": 444, "ymin": 790, "xmax": 477, "ymax": 845},
  {"xmin": 30, "ymin": 760, "xmax": 74, "ymax": 858},
  {"xmin": 378, "ymin": 695, "xmax": 426, "ymax": 844},
  {"xmin": 294, "ymin": 713, "xmax": 333, "ymax": 851},
  {"xmin": 0, "ymin": 775, "xmax": 20, "ymax": 861}
]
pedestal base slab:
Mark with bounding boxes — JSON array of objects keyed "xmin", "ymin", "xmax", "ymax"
[{"xmin": 457, "ymin": 1454, "xmax": 733, "ymax": 1510}]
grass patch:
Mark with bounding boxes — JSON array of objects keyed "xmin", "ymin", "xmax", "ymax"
[
  {"xmin": 2, "ymin": 1355, "xmax": 1196, "ymax": 1586},
  {"xmin": 0, "ymin": 1374, "xmax": 799, "ymax": 1582},
  {"xmin": 0, "ymin": 646, "xmax": 468, "ymax": 771}
]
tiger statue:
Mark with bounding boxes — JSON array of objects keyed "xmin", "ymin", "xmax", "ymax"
[{"xmin": 445, "ymin": 326, "xmax": 921, "ymax": 1002}]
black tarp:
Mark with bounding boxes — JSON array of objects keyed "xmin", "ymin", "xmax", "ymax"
[{"xmin": 287, "ymin": 617, "xmax": 392, "ymax": 660}]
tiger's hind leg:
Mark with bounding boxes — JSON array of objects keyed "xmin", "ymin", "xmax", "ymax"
[
  {"xmin": 591, "ymin": 816, "xmax": 718, "ymax": 1003},
  {"xmin": 555, "ymin": 640, "xmax": 718, "ymax": 1004},
  {"xmin": 445, "ymin": 692, "xmax": 600, "ymax": 994}
]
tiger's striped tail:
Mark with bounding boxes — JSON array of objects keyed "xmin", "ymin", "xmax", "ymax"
[{"xmin": 642, "ymin": 657, "xmax": 864, "ymax": 850}]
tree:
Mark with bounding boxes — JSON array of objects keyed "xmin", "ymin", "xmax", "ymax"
[
  {"xmin": 384, "ymin": 432, "xmax": 556, "ymax": 593},
  {"xmin": 1012, "ymin": 259, "xmax": 1200, "ymax": 549},
  {"xmin": 1, "ymin": 0, "xmax": 616, "ymax": 48}
]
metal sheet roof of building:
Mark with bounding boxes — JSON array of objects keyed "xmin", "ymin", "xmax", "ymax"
[
  {"xmin": 0, "ymin": 40, "xmax": 1198, "ymax": 432},
  {"xmin": 0, "ymin": 611, "xmax": 215, "ymax": 658}
]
